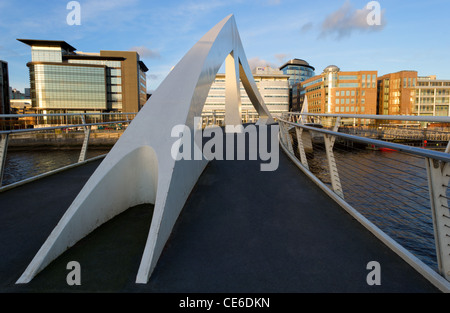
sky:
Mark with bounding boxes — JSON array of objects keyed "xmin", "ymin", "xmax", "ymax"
[{"xmin": 0, "ymin": 0, "xmax": 449, "ymax": 93}]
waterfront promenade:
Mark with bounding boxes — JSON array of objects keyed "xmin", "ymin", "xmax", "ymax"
[{"xmin": 0, "ymin": 143, "xmax": 441, "ymax": 292}]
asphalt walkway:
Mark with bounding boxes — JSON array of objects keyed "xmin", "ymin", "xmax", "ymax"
[{"xmin": 0, "ymin": 145, "xmax": 440, "ymax": 293}]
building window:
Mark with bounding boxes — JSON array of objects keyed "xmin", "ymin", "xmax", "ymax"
[
  {"xmin": 31, "ymin": 64, "xmax": 107, "ymax": 110},
  {"xmin": 31, "ymin": 47, "xmax": 62, "ymax": 62},
  {"xmin": 339, "ymin": 83, "xmax": 359, "ymax": 88},
  {"xmin": 339, "ymin": 75, "xmax": 358, "ymax": 80}
]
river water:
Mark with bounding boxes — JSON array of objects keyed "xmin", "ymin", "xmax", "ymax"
[
  {"xmin": 308, "ymin": 144, "xmax": 439, "ymax": 271},
  {"xmin": 1, "ymin": 146, "xmax": 440, "ymax": 272},
  {"xmin": 2, "ymin": 149, "xmax": 110, "ymax": 186}
]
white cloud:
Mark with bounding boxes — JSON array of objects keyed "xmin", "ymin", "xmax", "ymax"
[
  {"xmin": 300, "ymin": 22, "xmax": 314, "ymax": 33},
  {"xmin": 247, "ymin": 57, "xmax": 277, "ymax": 70},
  {"xmin": 129, "ymin": 46, "xmax": 160, "ymax": 59},
  {"xmin": 274, "ymin": 53, "xmax": 290, "ymax": 64},
  {"xmin": 319, "ymin": 0, "xmax": 386, "ymax": 39}
]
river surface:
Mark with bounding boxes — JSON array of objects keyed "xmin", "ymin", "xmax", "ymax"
[
  {"xmin": 3, "ymin": 149, "xmax": 110, "ymax": 186},
  {"xmin": 308, "ymin": 144, "xmax": 439, "ymax": 271},
  {"xmin": 2, "ymin": 146, "xmax": 441, "ymax": 272}
]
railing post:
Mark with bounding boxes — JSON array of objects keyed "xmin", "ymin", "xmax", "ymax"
[
  {"xmin": 278, "ymin": 121, "xmax": 286, "ymax": 146},
  {"xmin": 78, "ymin": 115, "xmax": 91, "ymax": 163},
  {"xmin": 280, "ymin": 121, "xmax": 293, "ymax": 153},
  {"xmin": 295, "ymin": 127, "xmax": 309, "ymax": 170},
  {"xmin": 0, "ymin": 133, "xmax": 9, "ymax": 187},
  {"xmin": 323, "ymin": 117, "xmax": 344, "ymax": 199},
  {"xmin": 425, "ymin": 142, "xmax": 450, "ymax": 282}
]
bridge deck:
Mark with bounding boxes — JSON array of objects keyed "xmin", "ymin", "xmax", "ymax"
[{"xmin": 0, "ymin": 145, "xmax": 441, "ymax": 293}]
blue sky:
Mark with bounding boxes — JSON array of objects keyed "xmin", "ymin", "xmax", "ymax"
[{"xmin": 1, "ymin": 0, "xmax": 449, "ymax": 93}]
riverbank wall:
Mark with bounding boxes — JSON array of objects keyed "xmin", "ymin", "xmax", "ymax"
[{"xmin": 7, "ymin": 131, "xmax": 123, "ymax": 150}]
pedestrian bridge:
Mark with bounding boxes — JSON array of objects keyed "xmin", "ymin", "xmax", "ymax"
[
  {"xmin": 1, "ymin": 15, "xmax": 450, "ymax": 293},
  {"xmin": 0, "ymin": 124, "xmax": 444, "ymax": 293}
]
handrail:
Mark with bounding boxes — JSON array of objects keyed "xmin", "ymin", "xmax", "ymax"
[
  {"xmin": 0, "ymin": 120, "xmax": 133, "ymax": 135},
  {"xmin": 0, "ymin": 112, "xmax": 136, "ymax": 189},
  {"xmin": 0, "ymin": 112, "xmax": 137, "ymax": 118},
  {"xmin": 276, "ymin": 116, "xmax": 450, "ymax": 163},
  {"xmin": 285, "ymin": 112, "xmax": 450, "ymax": 123}
]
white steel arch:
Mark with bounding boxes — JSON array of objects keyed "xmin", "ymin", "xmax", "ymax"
[{"xmin": 16, "ymin": 14, "xmax": 274, "ymax": 284}]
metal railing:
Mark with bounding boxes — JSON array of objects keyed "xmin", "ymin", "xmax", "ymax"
[
  {"xmin": 0, "ymin": 112, "xmax": 137, "ymax": 189},
  {"xmin": 277, "ymin": 112, "xmax": 450, "ymax": 291}
]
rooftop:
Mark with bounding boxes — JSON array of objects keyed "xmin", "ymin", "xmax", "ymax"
[
  {"xmin": 17, "ymin": 39, "xmax": 77, "ymax": 52},
  {"xmin": 323, "ymin": 65, "xmax": 340, "ymax": 73},
  {"xmin": 279, "ymin": 58, "xmax": 315, "ymax": 71},
  {"xmin": 18, "ymin": 39, "xmax": 149, "ymax": 72}
]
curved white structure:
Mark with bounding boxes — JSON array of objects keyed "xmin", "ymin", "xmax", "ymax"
[{"xmin": 17, "ymin": 14, "xmax": 274, "ymax": 284}]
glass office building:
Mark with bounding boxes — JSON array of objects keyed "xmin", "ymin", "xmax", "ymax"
[
  {"xmin": 67, "ymin": 58, "xmax": 123, "ymax": 110},
  {"xmin": 30, "ymin": 63, "xmax": 107, "ymax": 111},
  {"xmin": 279, "ymin": 59, "xmax": 315, "ymax": 111},
  {"xmin": 279, "ymin": 59, "xmax": 315, "ymax": 88},
  {"xmin": 18, "ymin": 39, "xmax": 148, "ymax": 114}
]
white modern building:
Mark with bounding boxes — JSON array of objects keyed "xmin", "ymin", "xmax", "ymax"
[
  {"xmin": 203, "ymin": 66, "xmax": 289, "ymax": 123},
  {"xmin": 414, "ymin": 76, "xmax": 450, "ymax": 116}
]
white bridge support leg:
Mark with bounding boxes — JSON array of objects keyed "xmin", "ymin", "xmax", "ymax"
[
  {"xmin": 16, "ymin": 14, "xmax": 274, "ymax": 285},
  {"xmin": 225, "ymin": 52, "xmax": 242, "ymax": 132},
  {"xmin": 426, "ymin": 156, "xmax": 450, "ymax": 282}
]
